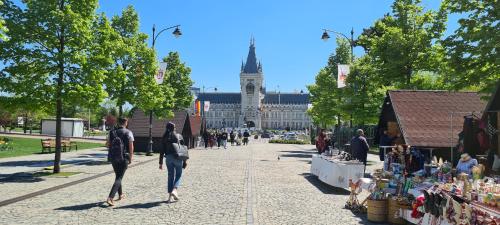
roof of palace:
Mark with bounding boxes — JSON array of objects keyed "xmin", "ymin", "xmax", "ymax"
[
  {"xmin": 196, "ymin": 92, "xmax": 309, "ymax": 105},
  {"xmin": 241, "ymin": 37, "xmax": 262, "ymax": 74}
]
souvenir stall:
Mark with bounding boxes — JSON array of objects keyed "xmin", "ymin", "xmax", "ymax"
[
  {"xmin": 311, "ymin": 152, "xmax": 368, "ymax": 190},
  {"xmin": 362, "ymin": 145, "xmax": 500, "ymax": 225}
]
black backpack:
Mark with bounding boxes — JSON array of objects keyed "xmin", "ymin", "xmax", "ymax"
[{"xmin": 109, "ymin": 130, "xmax": 125, "ymax": 163}]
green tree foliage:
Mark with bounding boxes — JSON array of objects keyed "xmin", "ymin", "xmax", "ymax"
[
  {"xmin": 443, "ymin": 0, "xmax": 500, "ymax": 93},
  {"xmin": 0, "ymin": 0, "xmax": 7, "ymax": 40},
  {"xmin": 307, "ymin": 38, "xmax": 350, "ymax": 128},
  {"xmin": 103, "ymin": 5, "xmax": 161, "ymax": 117},
  {"xmin": 341, "ymin": 56, "xmax": 389, "ymax": 125},
  {"xmin": 358, "ymin": 0, "xmax": 448, "ymax": 88},
  {"xmin": 0, "ymin": 0, "xmax": 111, "ymax": 173},
  {"xmin": 154, "ymin": 52, "xmax": 194, "ymax": 118}
]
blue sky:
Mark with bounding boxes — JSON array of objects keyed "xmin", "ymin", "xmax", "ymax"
[{"xmin": 98, "ymin": 0, "xmax": 459, "ymax": 93}]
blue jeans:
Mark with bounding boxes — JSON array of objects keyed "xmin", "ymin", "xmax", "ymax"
[{"xmin": 166, "ymin": 155, "xmax": 183, "ymax": 193}]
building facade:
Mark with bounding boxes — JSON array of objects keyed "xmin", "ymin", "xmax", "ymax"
[{"xmin": 196, "ymin": 39, "xmax": 311, "ymax": 130}]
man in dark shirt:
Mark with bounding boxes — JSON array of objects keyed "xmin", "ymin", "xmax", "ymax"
[
  {"xmin": 106, "ymin": 118, "xmax": 134, "ymax": 206},
  {"xmin": 350, "ymin": 129, "xmax": 369, "ymax": 165}
]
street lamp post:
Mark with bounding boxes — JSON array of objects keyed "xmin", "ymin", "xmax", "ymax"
[
  {"xmin": 146, "ymin": 24, "xmax": 182, "ymax": 156},
  {"xmin": 321, "ymin": 28, "xmax": 356, "ymax": 127}
]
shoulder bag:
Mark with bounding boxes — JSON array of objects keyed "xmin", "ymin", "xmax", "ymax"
[{"xmin": 173, "ymin": 134, "xmax": 189, "ymax": 160}]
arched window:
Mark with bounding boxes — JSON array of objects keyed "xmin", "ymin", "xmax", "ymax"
[{"xmin": 246, "ymin": 83, "xmax": 255, "ymax": 94}]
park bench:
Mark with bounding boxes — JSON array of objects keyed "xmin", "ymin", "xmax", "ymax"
[
  {"xmin": 41, "ymin": 138, "xmax": 78, "ymax": 153},
  {"xmin": 0, "ymin": 137, "xmax": 14, "ymax": 151}
]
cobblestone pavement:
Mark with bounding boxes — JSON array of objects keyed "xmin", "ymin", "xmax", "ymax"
[{"xmin": 0, "ymin": 142, "xmax": 383, "ymax": 225}]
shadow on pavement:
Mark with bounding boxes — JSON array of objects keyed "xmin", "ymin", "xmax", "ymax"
[
  {"xmin": 279, "ymin": 153, "xmax": 313, "ymax": 159},
  {"xmin": 115, "ymin": 201, "xmax": 165, "ymax": 209},
  {"xmin": 0, "ymin": 172, "xmax": 44, "ymax": 183},
  {"xmin": 300, "ymin": 173, "xmax": 350, "ymax": 195},
  {"xmin": 55, "ymin": 202, "xmax": 107, "ymax": 210}
]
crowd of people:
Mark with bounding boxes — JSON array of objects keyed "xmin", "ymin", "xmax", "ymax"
[{"xmin": 201, "ymin": 129, "xmax": 252, "ymax": 149}]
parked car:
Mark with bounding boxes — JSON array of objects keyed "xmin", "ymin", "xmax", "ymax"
[{"xmin": 284, "ymin": 133, "xmax": 298, "ymax": 141}]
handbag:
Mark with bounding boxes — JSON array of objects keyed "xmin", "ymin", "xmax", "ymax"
[{"xmin": 172, "ymin": 134, "xmax": 189, "ymax": 160}]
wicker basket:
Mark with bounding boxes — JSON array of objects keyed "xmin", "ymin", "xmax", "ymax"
[
  {"xmin": 388, "ymin": 198, "xmax": 411, "ymax": 224},
  {"xmin": 367, "ymin": 199, "xmax": 388, "ymax": 223}
]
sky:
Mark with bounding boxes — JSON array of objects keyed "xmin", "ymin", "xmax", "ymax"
[{"xmin": 97, "ymin": 0, "xmax": 460, "ymax": 93}]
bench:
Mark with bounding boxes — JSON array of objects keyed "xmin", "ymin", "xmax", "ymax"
[
  {"xmin": 41, "ymin": 138, "xmax": 77, "ymax": 153},
  {"xmin": 62, "ymin": 138, "xmax": 78, "ymax": 151}
]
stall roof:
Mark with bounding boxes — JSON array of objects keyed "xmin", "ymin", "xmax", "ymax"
[
  {"xmin": 388, "ymin": 90, "xmax": 487, "ymax": 148},
  {"xmin": 128, "ymin": 110, "xmax": 190, "ymax": 138},
  {"xmin": 189, "ymin": 115, "xmax": 202, "ymax": 137}
]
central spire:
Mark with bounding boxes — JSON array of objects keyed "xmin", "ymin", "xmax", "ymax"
[{"xmin": 242, "ymin": 37, "xmax": 260, "ymax": 74}]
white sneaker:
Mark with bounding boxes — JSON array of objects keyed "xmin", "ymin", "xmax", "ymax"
[{"xmin": 171, "ymin": 190, "xmax": 179, "ymax": 200}]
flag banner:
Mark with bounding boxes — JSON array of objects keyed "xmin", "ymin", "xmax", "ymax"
[
  {"xmin": 337, "ymin": 64, "xmax": 349, "ymax": 88},
  {"xmin": 195, "ymin": 100, "xmax": 201, "ymax": 116},
  {"xmin": 307, "ymin": 104, "xmax": 313, "ymax": 110},
  {"xmin": 204, "ymin": 101, "xmax": 210, "ymax": 112},
  {"xmin": 155, "ymin": 62, "xmax": 168, "ymax": 84}
]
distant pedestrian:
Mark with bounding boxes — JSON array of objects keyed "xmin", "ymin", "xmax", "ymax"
[
  {"xmin": 243, "ymin": 130, "xmax": 250, "ymax": 145},
  {"xmin": 221, "ymin": 130, "xmax": 228, "ymax": 149},
  {"xmin": 316, "ymin": 129, "xmax": 327, "ymax": 154},
  {"xmin": 229, "ymin": 131, "xmax": 235, "ymax": 146},
  {"xmin": 159, "ymin": 122, "xmax": 188, "ymax": 203},
  {"xmin": 350, "ymin": 129, "xmax": 370, "ymax": 166},
  {"xmin": 106, "ymin": 117, "xmax": 134, "ymax": 206},
  {"xmin": 216, "ymin": 131, "xmax": 222, "ymax": 149},
  {"xmin": 203, "ymin": 131, "xmax": 209, "ymax": 149}
]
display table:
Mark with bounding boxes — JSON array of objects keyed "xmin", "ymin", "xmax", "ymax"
[{"xmin": 311, "ymin": 154, "xmax": 367, "ymax": 189}]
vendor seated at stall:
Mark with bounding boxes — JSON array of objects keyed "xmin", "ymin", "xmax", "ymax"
[{"xmin": 456, "ymin": 153, "xmax": 478, "ymax": 176}]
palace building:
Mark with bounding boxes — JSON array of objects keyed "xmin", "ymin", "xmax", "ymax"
[{"xmin": 195, "ymin": 38, "xmax": 311, "ymax": 130}]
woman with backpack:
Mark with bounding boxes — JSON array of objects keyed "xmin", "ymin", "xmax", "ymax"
[{"xmin": 159, "ymin": 122, "xmax": 187, "ymax": 202}]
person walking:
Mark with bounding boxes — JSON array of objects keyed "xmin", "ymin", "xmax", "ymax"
[
  {"xmin": 106, "ymin": 118, "xmax": 134, "ymax": 206},
  {"xmin": 216, "ymin": 131, "xmax": 222, "ymax": 149},
  {"xmin": 350, "ymin": 129, "xmax": 370, "ymax": 174},
  {"xmin": 229, "ymin": 131, "xmax": 235, "ymax": 146},
  {"xmin": 203, "ymin": 131, "xmax": 209, "ymax": 149},
  {"xmin": 159, "ymin": 122, "xmax": 187, "ymax": 203},
  {"xmin": 221, "ymin": 130, "xmax": 228, "ymax": 149},
  {"xmin": 243, "ymin": 130, "xmax": 250, "ymax": 145}
]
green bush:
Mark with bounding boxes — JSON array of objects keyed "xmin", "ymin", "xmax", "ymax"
[{"xmin": 269, "ymin": 139, "xmax": 309, "ymax": 145}]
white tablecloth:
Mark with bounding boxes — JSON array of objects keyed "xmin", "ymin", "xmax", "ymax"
[{"xmin": 311, "ymin": 154, "xmax": 367, "ymax": 189}]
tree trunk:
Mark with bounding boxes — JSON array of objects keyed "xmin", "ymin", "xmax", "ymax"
[
  {"xmin": 23, "ymin": 114, "xmax": 28, "ymax": 134},
  {"xmin": 53, "ymin": 0, "xmax": 65, "ymax": 174},
  {"xmin": 119, "ymin": 105, "xmax": 123, "ymax": 117}
]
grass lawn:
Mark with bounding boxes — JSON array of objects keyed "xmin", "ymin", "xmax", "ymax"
[{"xmin": 0, "ymin": 136, "xmax": 104, "ymax": 158}]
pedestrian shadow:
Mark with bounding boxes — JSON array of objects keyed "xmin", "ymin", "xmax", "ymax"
[
  {"xmin": 300, "ymin": 173, "xmax": 350, "ymax": 195},
  {"xmin": 54, "ymin": 202, "xmax": 107, "ymax": 211},
  {"xmin": 115, "ymin": 201, "xmax": 165, "ymax": 209}
]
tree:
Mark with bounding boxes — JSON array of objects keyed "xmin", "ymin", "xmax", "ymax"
[
  {"xmin": 0, "ymin": 0, "xmax": 111, "ymax": 173},
  {"xmin": 358, "ymin": 0, "xmax": 448, "ymax": 88},
  {"xmin": 307, "ymin": 38, "xmax": 351, "ymax": 128},
  {"xmin": 443, "ymin": 0, "xmax": 500, "ymax": 93},
  {"xmin": 103, "ymin": 6, "xmax": 161, "ymax": 117},
  {"xmin": 0, "ymin": 0, "xmax": 7, "ymax": 40},
  {"xmin": 155, "ymin": 52, "xmax": 194, "ymax": 117},
  {"xmin": 341, "ymin": 56, "xmax": 388, "ymax": 125}
]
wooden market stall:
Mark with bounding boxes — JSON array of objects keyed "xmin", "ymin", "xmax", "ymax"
[
  {"xmin": 376, "ymin": 90, "xmax": 487, "ymax": 162},
  {"xmin": 127, "ymin": 109, "xmax": 193, "ymax": 152}
]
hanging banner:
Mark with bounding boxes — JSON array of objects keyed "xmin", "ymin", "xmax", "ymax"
[
  {"xmin": 337, "ymin": 64, "xmax": 349, "ymax": 88},
  {"xmin": 307, "ymin": 104, "xmax": 313, "ymax": 110},
  {"xmin": 195, "ymin": 100, "xmax": 201, "ymax": 116},
  {"xmin": 204, "ymin": 101, "xmax": 210, "ymax": 112},
  {"xmin": 155, "ymin": 62, "xmax": 168, "ymax": 84}
]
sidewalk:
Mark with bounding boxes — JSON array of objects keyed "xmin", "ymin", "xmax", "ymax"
[{"xmin": 0, "ymin": 148, "xmax": 158, "ymax": 203}]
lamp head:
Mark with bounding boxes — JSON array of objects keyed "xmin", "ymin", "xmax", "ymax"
[
  {"xmin": 172, "ymin": 26, "xmax": 182, "ymax": 38},
  {"xmin": 321, "ymin": 31, "xmax": 330, "ymax": 42}
]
